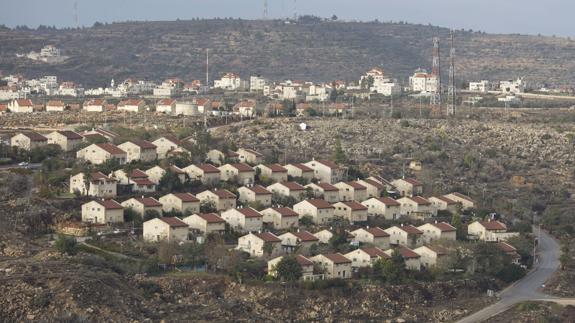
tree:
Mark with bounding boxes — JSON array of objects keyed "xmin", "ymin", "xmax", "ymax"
[
  {"xmin": 200, "ymin": 200, "xmax": 217, "ymax": 213},
  {"xmin": 275, "ymin": 256, "xmax": 303, "ymax": 282},
  {"xmin": 451, "ymin": 213, "xmax": 466, "ymax": 240},
  {"xmin": 332, "ymin": 136, "xmax": 347, "ymax": 164},
  {"xmin": 158, "ymin": 170, "xmax": 184, "ymax": 193},
  {"xmin": 54, "ymin": 234, "xmax": 78, "ymax": 255},
  {"xmin": 144, "ymin": 209, "xmax": 161, "ymax": 221}
]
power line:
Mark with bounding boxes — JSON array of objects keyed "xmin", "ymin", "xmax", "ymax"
[
  {"xmin": 447, "ymin": 30, "xmax": 457, "ymax": 116},
  {"xmin": 431, "ymin": 37, "xmax": 442, "ymax": 111}
]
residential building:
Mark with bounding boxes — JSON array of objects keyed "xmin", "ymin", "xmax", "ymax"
[
  {"xmin": 385, "ymin": 247, "xmax": 421, "ymax": 271},
  {"xmin": 76, "ymin": 143, "xmax": 126, "ymax": 165},
  {"xmin": 261, "ymin": 207, "xmax": 299, "ymax": 230},
  {"xmin": 83, "ymin": 99, "xmax": 106, "ymax": 112},
  {"xmin": 196, "ymin": 189, "xmax": 237, "ymax": 211},
  {"xmin": 69, "ymin": 172, "xmax": 117, "ymax": 197},
  {"xmin": 409, "ymin": 70, "xmax": 438, "ymax": 93},
  {"xmin": 156, "ymin": 98, "xmax": 176, "ymax": 113},
  {"xmin": 81, "ymin": 200, "xmax": 124, "ymax": 224},
  {"xmin": 206, "ymin": 149, "xmax": 239, "ymax": 165},
  {"xmin": 413, "ymin": 245, "xmax": 450, "ymax": 269},
  {"xmin": 285, "ymin": 163, "xmax": 315, "ymax": 181},
  {"xmin": 361, "ymin": 197, "xmax": 401, "ymax": 220},
  {"xmin": 8, "ymin": 99, "xmax": 33, "ymax": 113},
  {"xmin": 310, "ymin": 253, "xmax": 352, "ymax": 279},
  {"xmin": 469, "ymin": 80, "xmax": 491, "ymax": 93},
  {"xmin": 350, "ymin": 227, "xmax": 390, "ymax": 250},
  {"xmin": 250, "ymin": 75, "xmax": 267, "ymax": 92},
  {"xmin": 182, "ymin": 213, "xmax": 226, "ymax": 235},
  {"xmin": 221, "ymin": 207, "xmax": 263, "ymax": 232},
  {"xmin": 391, "ymin": 178, "xmax": 423, "ymax": 197},
  {"xmin": 344, "ymin": 247, "xmax": 390, "ymax": 268},
  {"xmin": 334, "ymin": 181, "xmax": 368, "ymax": 202},
  {"xmin": 333, "ymin": 201, "xmax": 368, "ymax": 223},
  {"xmin": 46, "ymin": 100, "xmax": 65, "ymax": 112},
  {"xmin": 384, "ymin": 225, "xmax": 424, "ymax": 248},
  {"xmin": 278, "ymin": 230, "xmax": 319, "ymax": 255},
  {"xmin": 255, "ymin": 164, "xmax": 288, "ymax": 183},
  {"xmin": 182, "ymin": 164, "xmax": 220, "ymax": 185},
  {"xmin": 46, "ymin": 130, "xmax": 83, "ymax": 152},
  {"xmin": 238, "ymin": 185, "xmax": 273, "ymax": 207},
  {"xmin": 121, "ymin": 197, "xmax": 163, "ymax": 217},
  {"xmin": 467, "ymin": 220, "xmax": 519, "ymax": 242},
  {"xmin": 357, "ymin": 178, "xmax": 384, "ymax": 199},
  {"xmin": 80, "ymin": 128, "xmax": 118, "ymax": 142},
  {"xmin": 428, "ymin": 196, "xmax": 460, "ymax": 214},
  {"xmin": 267, "ymin": 181, "xmax": 307, "ymax": 201},
  {"xmin": 152, "ymin": 136, "xmax": 188, "ymax": 159},
  {"xmin": 500, "ymin": 78, "xmax": 525, "ymax": 94},
  {"xmin": 218, "ymin": 163, "xmax": 255, "ymax": 185},
  {"xmin": 268, "ymin": 255, "xmax": 315, "ymax": 280},
  {"xmin": 112, "ymin": 169, "xmax": 148, "ymax": 185},
  {"xmin": 10, "ymin": 132, "xmax": 48, "ymax": 151},
  {"xmin": 214, "ymin": 73, "xmax": 243, "ymax": 90},
  {"xmin": 397, "ymin": 196, "xmax": 436, "ymax": 219},
  {"xmin": 417, "ymin": 222, "xmax": 457, "ymax": 244},
  {"xmin": 159, "ymin": 193, "xmax": 200, "ymax": 215},
  {"xmin": 118, "ymin": 140, "xmax": 157, "ymax": 163},
  {"xmin": 293, "ymin": 199, "xmax": 335, "ymax": 224},
  {"xmin": 304, "ymin": 159, "xmax": 345, "ymax": 184},
  {"xmin": 444, "ymin": 192, "xmax": 475, "ymax": 210},
  {"xmin": 305, "ymin": 182, "xmax": 340, "ymax": 203},
  {"xmin": 143, "ymin": 217, "xmax": 189, "ymax": 242},
  {"xmin": 313, "ymin": 229, "xmax": 334, "ymax": 244},
  {"xmin": 237, "ymin": 148, "xmax": 264, "ymax": 164},
  {"xmin": 237, "ymin": 232, "xmax": 282, "ymax": 258},
  {"xmin": 497, "ymin": 242, "xmax": 521, "ymax": 264},
  {"xmin": 117, "ymin": 99, "xmax": 145, "ymax": 112},
  {"xmin": 367, "ymin": 176, "xmax": 397, "ymax": 192}
]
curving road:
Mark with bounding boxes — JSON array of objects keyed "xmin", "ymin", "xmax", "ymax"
[{"xmin": 457, "ymin": 227, "xmax": 561, "ymax": 323}]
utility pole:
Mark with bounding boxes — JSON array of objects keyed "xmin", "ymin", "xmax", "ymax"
[
  {"xmin": 73, "ymin": 1, "xmax": 79, "ymax": 28},
  {"xmin": 205, "ymin": 49, "xmax": 210, "ymax": 91},
  {"xmin": 263, "ymin": 0, "xmax": 269, "ymax": 20},
  {"xmin": 431, "ymin": 37, "xmax": 442, "ymax": 112},
  {"xmin": 447, "ymin": 30, "xmax": 456, "ymax": 116}
]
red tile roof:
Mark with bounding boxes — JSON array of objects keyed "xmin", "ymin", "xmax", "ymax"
[
  {"xmin": 290, "ymin": 163, "xmax": 313, "ymax": 172},
  {"xmin": 131, "ymin": 178, "xmax": 156, "ymax": 186},
  {"xmin": 341, "ymin": 201, "xmax": 368, "ymax": 211},
  {"xmin": 293, "ymin": 230, "xmax": 319, "ymax": 242},
  {"xmin": 55, "ymin": 130, "xmax": 83, "ymax": 140},
  {"xmin": 479, "ymin": 220, "xmax": 507, "ymax": 231},
  {"xmin": 434, "ymin": 196, "xmax": 457, "ymax": 205},
  {"xmin": 397, "ymin": 247, "xmax": 420, "ymax": 259},
  {"xmin": 119, "ymin": 99, "xmax": 145, "ymax": 106},
  {"xmin": 344, "ymin": 181, "xmax": 366, "ymax": 190},
  {"xmin": 449, "ymin": 192, "xmax": 474, "ymax": 202},
  {"xmin": 135, "ymin": 197, "xmax": 162, "ymax": 207},
  {"xmin": 361, "ymin": 178, "xmax": 384, "ymax": 190},
  {"xmin": 159, "ymin": 217, "xmax": 188, "ymax": 228},
  {"xmin": 21, "ymin": 132, "xmax": 48, "ymax": 142},
  {"xmin": 305, "ymin": 199, "xmax": 334, "ymax": 209},
  {"xmin": 265, "ymin": 164, "xmax": 287, "ymax": 173},
  {"xmin": 157, "ymin": 98, "xmax": 176, "ymax": 105},
  {"xmin": 90, "ymin": 172, "xmax": 116, "ymax": 183},
  {"xmin": 128, "ymin": 139, "xmax": 157, "ymax": 150},
  {"xmin": 403, "ymin": 178, "xmax": 422, "ymax": 186},
  {"xmin": 315, "ymin": 159, "xmax": 341, "ymax": 170},
  {"xmin": 256, "ymin": 232, "xmax": 281, "ymax": 242},
  {"xmin": 230, "ymin": 163, "xmax": 254, "ymax": 173},
  {"xmin": 247, "ymin": 185, "xmax": 272, "ymax": 195},
  {"xmin": 197, "ymin": 213, "xmax": 225, "ymax": 223},
  {"xmin": 47, "ymin": 100, "xmax": 65, "ymax": 107},
  {"xmin": 130, "ymin": 169, "xmax": 148, "ymax": 178},
  {"xmin": 240, "ymin": 148, "xmax": 263, "ymax": 157},
  {"xmin": 270, "ymin": 207, "xmax": 299, "ymax": 217},
  {"xmin": 210, "ymin": 189, "xmax": 236, "ymax": 199},
  {"xmin": 316, "ymin": 182, "xmax": 338, "ymax": 191},
  {"xmin": 196, "ymin": 164, "xmax": 220, "ymax": 173},
  {"xmin": 409, "ymin": 196, "xmax": 431, "ymax": 205},
  {"xmin": 431, "ymin": 222, "xmax": 457, "ymax": 232},
  {"xmin": 15, "ymin": 99, "xmax": 33, "ymax": 106},
  {"xmin": 279, "ymin": 181, "xmax": 305, "ymax": 191},
  {"xmin": 172, "ymin": 193, "xmax": 200, "ymax": 203},
  {"xmin": 362, "ymin": 247, "xmax": 389, "ymax": 258},
  {"xmin": 322, "ymin": 253, "xmax": 351, "ymax": 264},
  {"xmin": 295, "ymin": 255, "xmax": 314, "ymax": 266},
  {"xmin": 426, "ymin": 245, "xmax": 449, "ymax": 255},
  {"xmin": 237, "ymin": 207, "xmax": 263, "ymax": 218},
  {"xmin": 399, "ymin": 225, "xmax": 423, "ymax": 235},
  {"xmin": 94, "ymin": 199, "xmax": 123, "ymax": 210},
  {"xmin": 497, "ymin": 241, "xmax": 517, "ymax": 253},
  {"xmin": 376, "ymin": 197, "xmax": 401, "ymax": 206},
  {"xmin": 366, "ymin": 227, "xmax": 390, "ymax": 237},
  {"xmin": 96, "ymin": 143, "xmax": 126, "ymax": 155}
]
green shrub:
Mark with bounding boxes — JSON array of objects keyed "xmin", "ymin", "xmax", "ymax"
[{"xmin": 54, "ymin": 234, "xmax": 78, "ymax": 255}]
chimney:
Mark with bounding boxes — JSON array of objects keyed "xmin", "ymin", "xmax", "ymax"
[
  {"xmin": 366, "ymin": 225, "xmax": 370, "ymax": 229},
  {"xmin": 141, "ymin": 195, "xmax": 144, "ymax": 199},
  {"xmin": 401, "ymin": 223, "xmax": 404, "ymax": 227},
  {"xmin": 435, "ymin": 220, "xmax": 438, "ymax": 224}
]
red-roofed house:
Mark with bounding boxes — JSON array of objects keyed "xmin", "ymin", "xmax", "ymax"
[
  {"xmin": 278, "ymin": 230, "xmax": 319, "ymax": 254},
  {"xmin": 305, "ymin": 182, "xmax": 340, "ymax": 203},
  {"xmin": 237, "ymin": 232, "xmax": 283, "ymax": 258},
  {"xmin": 261, "ymin": 207, "xmax": 299, "ymax": 229},
  {"xmin": 121, "ymin": 197, "xmax": 163, "ymax": 217},
  {"xmin": 46, "ymin": 130, "xmax": 83, "ymax": 151},
  {"xmin": 237, "ymin": 148, "xmax": 264, "ymax": 164},
  {"xmin": 413, "ymin": 245, "xmax": 450, "ymax": 269},
  {"xmin": 218, "ymin": 163, "xmax": 255, "ymax": 185},
  {"xmin": 333, "ymin": 201, "xmax": 368, "ymax": 223},
  {"xmin": 361, "ymin": 197, "xmax": 401, "ymax": 220},
  {"xmin": 267, "ymin": 181, "xmax": 307, "ymax": 201},
  {"xmin": 397, "ymin": 196, "xmax": 436, "ymax": 219},
  {"xmin": 196, "ymin": 189, "xmax": 237, "ymax": 211},
  {"xmin": 444, "ymin": 192, "xmax": 475, "ymax": 210},
  {"xmin": 70, "ymin": 172, "xmax": 117, "ymax": 198},
  {"xmin": 83, "ymin": 99, "xmax": 106, "ymax": 112},
  {"xmin": 310, "ymin": 253, "xmax": 352, "ymax": 279},
  {"xmin": 183, "ymin": 213, "xmax": 226, "ymax": 235},
  {"xmin": 255, "ymin": 164, "xmax": 288, "ymax": 183},
  {"xmin": 417, "ymin": 222, "xmax": 457, "ymax": 243},
  {"xmin": 206, "ymin": 149, "xmax": 239, "ymax": 165},
  {"xmin": 285, "ymin": 163, "xmax": 314, "ymax": 181},
  {"xmin": 350, "ymin": 227, "xmax": 390, "ymax": 249},
  {"xmin": 268, "ymin": 255, "xmax": 315, "ymax": 280},
  {"xmin": 357, "ymin": 178, "xmax": 385, "ymax": 198},
  {"xmin": 118, "ymin": 140, "xmax": 158, "ymax": 162},
  {"xmin": 46, "ymin": 100, "xmax": 66, "ymax": 112},
  {"xmin": 182, "ymin": 164, "xmax": 221, "ymax": 185},
  {"xmin": 384, "ymin": 225, "xmax": 424, "ymax": 248},
  {"xmin": 156, "ymin": 98, "xmax": 176, "ymax": 113},
  {"xmin": 76, "ymin": 143, "xmax": 127, "ymax": 165},
  {"xmin": 344, "ymin": 247, "xmax": 390, "ymax": 268},
  {"xmin": 221, "ymin": 207, "xmax": 263, "ymax": 232},
  {"xmin": 8, "ymin": 99, "xmax": 34, "ymax": 113},
  {"xmin": 238, "ymin": 184, "xmax": 272, "ymax": 207},
  {"xmin": 143, "ymin": 217, "xmax": 189, "ymax": 242},
  {"xmin": 304, "ymin": 159, "xmax": 345, "ymax": 184},
  {"xmin": 10, "ymin": 132, "xmax": 48, "ymax": 150},
  {"xmin": 428, "ymin": 196, "xmax": 460, "ymax": 214},
  {"xmin": 334, "ymin": 181, "xmax": 368, "ymax": 202},
  {"xmin": 385, "ymin": 247, "xmax": 421, "ymax": 270},
  {"xmin": 81, "ymin": 200, "xmax": 124, "ymax": 224},
  {"xmin": 152, "ymin": 136, "xmax": 189, "ymax": 159},
  {"xmin": 118, "ymin": 99, "xmax": 145, "ymax": 113},
  {"xmin": 293, "ymin": 199, "xmax": 335, "ymax": 224},
  {"xmin": 468, "ymin": 220, "xmax": 518, "ymax": 242},
  {"xmin": 159, "ymin": 193, "xmax": 200, "ymax": 215},
  {"xmin": 497, "ymin": 242, "xmax": 521, "ymax": 264},
  {"xmin": 392, "ymin": 178, "xmax": 423, "ymax": 197}
]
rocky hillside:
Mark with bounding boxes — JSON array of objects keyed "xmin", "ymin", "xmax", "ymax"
[{"xmin": 1, "ymin": 19, "xmax": 574, "ymax": 87}]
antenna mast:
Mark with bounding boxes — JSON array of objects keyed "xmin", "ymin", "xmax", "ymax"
[
  {"xmin": 74, "ymin": 1, "xmax": 79, "ymax": 28},
  {"xmin": 447, "ymin": 30, "xmax": 456, "ymax": 116},
  {"xmin": 263, "ymin": 0, "xmax": 268, "ymax": 20},
  {"xmin": 205, "ymin": 49, "xmax": 209, "ymax": 89},
  {"xmin": 293, "ymin": 0, "xmax": 297, "ymax": 20},
  {"xmin": 431, "ymin": 37, "xmax": 442, "ymax": 111}
]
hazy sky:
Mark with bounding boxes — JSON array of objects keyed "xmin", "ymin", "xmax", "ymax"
[{"xmin": 0, "ymin": 0, "xmax": 573, "ymax": 37}]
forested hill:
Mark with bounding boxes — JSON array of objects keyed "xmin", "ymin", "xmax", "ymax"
[{"xmin": 0, "ymin": 18, "xmax": 574, "ymax": 87}]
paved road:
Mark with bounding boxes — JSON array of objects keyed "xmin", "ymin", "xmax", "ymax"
[
  {"xmin": 0, "ymin": 163, "xmax": 41, "ymax": 170},
  {"xmin": 457, "ymin": 228, "xmax": 561, "ymax": 323}
]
